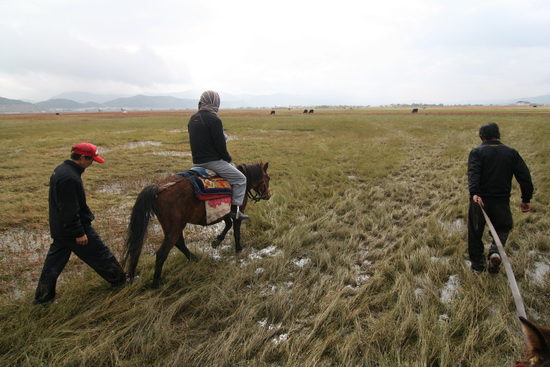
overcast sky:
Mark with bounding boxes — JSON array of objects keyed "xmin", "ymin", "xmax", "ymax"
[{"xmin": 1, "ymin": 0, "xmax": 549, "ymax": 105}]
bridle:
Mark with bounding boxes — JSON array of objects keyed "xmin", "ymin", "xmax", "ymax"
[
  {"xmin": 247, "ymin": 180, "xmax": 270, "ymax": 202},
  {"xmin": 479, "ymin": 205, "xmax": 545, "ymax": 366},
  {"xmin": 240, "ymin": 163, "xmax": 271, "ymax": 203}
]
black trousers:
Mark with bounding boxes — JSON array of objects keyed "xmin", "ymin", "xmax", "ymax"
[
  {"xmin": 34, "ymin": 225, "xmax": 126, "ymax": 303},
  {"xmin": 467, "ymin": 196, "xmax": 513, "ymax": 263}
]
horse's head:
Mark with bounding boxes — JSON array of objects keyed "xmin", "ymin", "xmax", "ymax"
[
  {"xmin": 515, "ymin": 317, "xmax": 550, "ymax": 367},
  {"xmin": 238, "ymin": 162, "xmax": 271, "ymax": 202}
]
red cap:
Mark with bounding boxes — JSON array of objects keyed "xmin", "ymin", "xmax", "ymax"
[{"xmin": 71, "ymin": 142, "xmax": 105, "ymax": 163}]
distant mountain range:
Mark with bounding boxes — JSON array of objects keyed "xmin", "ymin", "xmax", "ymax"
[
  {"xmin": 1, "ymin": 92, "xmax": 549, "ymax": 114},
  {"xmin": 1, "ymin": 93, "xmax": 337, "ymax": 113},
  {"xmin": 0, "ymin": 97, "xmax": 42, "ymax": 113},
  {"xmin": 0, "ymin": 94, "xmax": 199, "ymax": 113},
  {"xmin": 51, "ymin": 91, "xmax": 344, "ymax": 108}
]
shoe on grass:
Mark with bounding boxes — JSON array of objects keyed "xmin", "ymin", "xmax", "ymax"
[
  {"xmin": 488, "ymin": 253, "xmax": 501, "ymax": 274},
  {"xmin": 471, "ymin": 259, "xmax": 486, "ymax": 274}
]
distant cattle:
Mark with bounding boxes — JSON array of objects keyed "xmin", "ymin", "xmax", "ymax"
[
  {"xmin": 270, "ymin": 110, "xmax": 276, "ymax": 115},
  {"xmin": 308, "ymin": 109, "xmax": 314, "ymax": 114},
  {"xmin": 303, "ymin": 109, "xmax": 308, "ymax": 114},
  {"xmin": 412, "ymin": 108, "xmax": 418, "ymax": 113}
]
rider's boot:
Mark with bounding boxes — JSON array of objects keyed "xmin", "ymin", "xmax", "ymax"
[{"xmin": 229, "ymin": 205, "xmax": 250, "ymax": 220}]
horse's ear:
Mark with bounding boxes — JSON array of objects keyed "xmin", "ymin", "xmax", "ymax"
[
  {"xmin": 263, "ymin": 162, "xmax": 269, "ymax": 171},
  {"xmin": 520, "ymin": 317, "xmax": 550, "ymax": 359}
]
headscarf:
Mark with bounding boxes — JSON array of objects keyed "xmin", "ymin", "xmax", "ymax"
[{"xmin": 198, "ymin": 90, "xmax": 221, "ymax": 114}]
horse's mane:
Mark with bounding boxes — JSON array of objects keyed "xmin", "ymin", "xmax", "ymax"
[{"xmin": 237, "ymin": 163, "xmax": 265, "ymax": 187}]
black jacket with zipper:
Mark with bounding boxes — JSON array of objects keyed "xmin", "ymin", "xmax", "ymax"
[
  {"xmin": 468, "ymin": 140, "xmax": 533, "ymax": 203},
  {"xmin": 187, "ymin": 110, "xmax": 232, "ymax": 164},
  {"xmin": 49, "ymin": 160, "xmax": 94, "ymax": 239}
]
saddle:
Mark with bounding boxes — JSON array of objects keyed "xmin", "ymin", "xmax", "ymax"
[
  {"xmin": 175, "ymin": 168, "xmax": 233, "ymax": 224},
  {"xmin": 177, "ymin": 167, "xmax": 232, "ymax": 201}
]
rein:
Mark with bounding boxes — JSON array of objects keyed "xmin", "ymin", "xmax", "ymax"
[
  {"xmin": 247, "ymin": 189, "xmax": 263, "ymax": 203},
  {"xmin": 479, "ymin": 205, "xmax": 527, "ymax": 319}
]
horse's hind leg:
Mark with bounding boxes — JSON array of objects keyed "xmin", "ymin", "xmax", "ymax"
[
  {"xmin": 175, "ymin": 234, "xmax": 199, "ymax": 262},
  {"xmin": 211, "ymin": 217, "xmax": 233, "ymax": 248},
  {"xmin": 127, "ymin": 256, "xmax": 139, "ymax": 281},
  {"xmin": 152, "ymin": 234, "xmax": 177, "ymax": 288}
]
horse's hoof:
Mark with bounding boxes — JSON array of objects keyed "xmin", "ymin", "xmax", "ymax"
[
  {"xmin": 211, "ymin": 239, "xmax": 222, "ymax": 249},
  {"xmin": 126, "ymin": 275, "xmax": 139, "ymax": 284},
  {"xmin": 189, "ymin": 253, "xmax": 199, "ymax": 262}
]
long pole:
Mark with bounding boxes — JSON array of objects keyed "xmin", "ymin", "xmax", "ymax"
[{"xmin": 479, "ymin": 205, "xmax": 527, "ymax": 319}]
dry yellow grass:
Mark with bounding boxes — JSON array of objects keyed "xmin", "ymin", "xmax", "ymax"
[{"xmin": 1, "ymin": 107, "xmax": 549, "ymax": 366}]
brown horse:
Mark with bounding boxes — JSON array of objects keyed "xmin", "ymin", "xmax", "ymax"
[
  {"xmin": 516, "ymin": 317, "xmax": 550, "ymax": 367},
  {"xmin": 122, "ymin": 162, "xmax": 271, "ymax": 287}
]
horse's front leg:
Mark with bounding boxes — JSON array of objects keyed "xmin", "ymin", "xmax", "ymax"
[
  {"xmin": 175, "ymin": 234, "xmax": 199, "ymax": 262},
  {"xmin": 211, "ymin": 217, "xmax": 233, "ymax": 248},
  {"xmin": 233, "ymin": 219, "xmax": 243, "ymax": 253}
]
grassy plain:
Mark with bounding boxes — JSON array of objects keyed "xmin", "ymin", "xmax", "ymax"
[{"xmin": 0, "ymin": 107, "xmax": 549, "ymax": 366}]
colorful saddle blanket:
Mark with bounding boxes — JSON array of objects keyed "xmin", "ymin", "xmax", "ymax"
[{"xmin": 177, "ymin": 167, "xmax": 232, "ymax": 201}]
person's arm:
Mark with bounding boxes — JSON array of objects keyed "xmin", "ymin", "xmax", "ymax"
[
  {"xmin": 76, "ymin": 234, "xmax": 88, "ymax": 245},
  {"xmin": 513, "ymin": 152, "xmax": 534, "ymax": 207},
  {"xmin": 210, "ymin": 117, "xmax": 232, "ymax": 162},
  {"xmin": 467, "ymin": 149, "xmax": 482, "ymax": 198},
  {"xmin": 57, "ymin": 178, "xmax": 86, "ymax": 241},
  {"xmin": 520, "ymin": 202, "xmax": 532, "ymax": 212},
  {"xmin": 472, "ymin": 195, "xmax": 484, "ymax": 207}
]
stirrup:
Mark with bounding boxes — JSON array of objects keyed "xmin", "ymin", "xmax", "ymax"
[{"xmin": 230, "ymin": 208, "xmax": 250, "ymax": 220}]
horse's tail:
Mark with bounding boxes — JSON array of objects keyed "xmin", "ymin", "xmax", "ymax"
[{"xmin": 122, "ymin": 184, "xmax": 158, "ymax": 278}]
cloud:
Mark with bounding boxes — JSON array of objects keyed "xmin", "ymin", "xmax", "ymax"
[
  {"xmin": 1, "ymin": 0, "xmax": 549, "ymax": 103},
  {"xmin": 1, "ymin": 27, "xmax": 188, "ymax": 86},
  {"xmin": 412, "ymin": 2, "xmax": 550, "ymax": 50}
]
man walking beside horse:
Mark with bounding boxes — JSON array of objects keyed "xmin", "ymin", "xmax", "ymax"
[
  {"xmin": 33, "ymin": 143, "xmax": 127, "ymax": 305},
  {"xmin": 467, "ymin": 122, "xmax": 534, "ymax": 274}
]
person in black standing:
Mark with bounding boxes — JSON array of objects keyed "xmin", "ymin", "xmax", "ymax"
[
  {"xmin": 33, "ymin": 142, "xmax": 126, "ymax": 305},
  {"xmin": 467, "ymin": 123, "xmax": 534, "ymax": 274}
]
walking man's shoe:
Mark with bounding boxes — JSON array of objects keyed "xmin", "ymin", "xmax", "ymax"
[
  {"xmin": 488, "ymin": 253, "xmax": 502, "ymax": 274},
  {"xmin": 470, "ymin": 258, "xmax": 486, "ymax": 274}
]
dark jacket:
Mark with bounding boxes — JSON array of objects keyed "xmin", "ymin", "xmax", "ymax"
[
  {"xmin": 49, "ymin": 160, "xmax": 95, "ymax": 239},
  {"xmin": 468, "ymin": 140, "xmax": 533, "ymax": 202},
  {"xmin": 188, "ymin": 110, "xmax": 232, "ymax": 164}
]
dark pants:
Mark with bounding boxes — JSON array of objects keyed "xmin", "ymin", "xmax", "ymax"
[
  {"xmin": 34, "ymin": 225, "xmax": 126, "ymax": 303},
  {"xmin": 468, "ymin": 197, "xmax": 513, "ymax": 264}
]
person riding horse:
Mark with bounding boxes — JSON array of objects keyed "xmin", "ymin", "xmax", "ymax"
[
  {"xmin": 187, "ymin": 90, "xmax": 249, "ymax": 220},
  {"xmin": 122, "ymin": 162, "xmax": 271, "ymax": 287}
]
